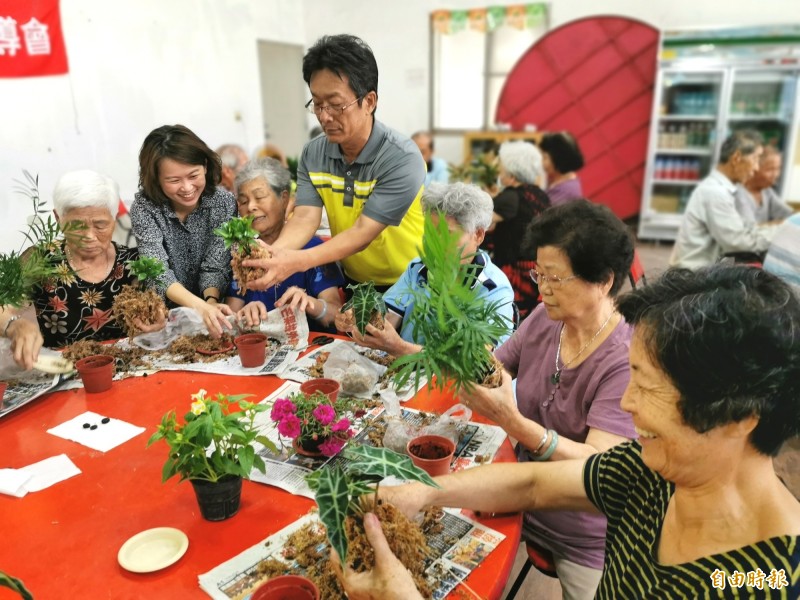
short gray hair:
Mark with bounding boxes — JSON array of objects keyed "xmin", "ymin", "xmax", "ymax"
[
  {"xmin": 53, "ymin": 170, "xmax": 119, "ymax": 218},
  {"xmin": 720, "ymin": 130, "xmax": 763, "ymax": 164},
  {"xmin": 234, "ymin": 157, "xmax": 292, "ymax": 198},
  {"xmin": 216, "ymin": 144, "xmax": 248, "ymax": 170},
  {"xmin": 421, "ymin": 182, "xmax": 492, "ymax": 233},
  {"xmin": 498, "ymin": 141, "xmax": 543, "ymax": 185}
]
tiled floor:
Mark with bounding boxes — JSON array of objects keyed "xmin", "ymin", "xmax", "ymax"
[{"xmin": 498, "ymin": 240, "xmax": 800, "ymax": 599}]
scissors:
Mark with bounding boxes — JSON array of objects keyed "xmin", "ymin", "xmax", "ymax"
[{"xmin": 310, "ymin": 335, "xmax": 335, "ymax": 347}]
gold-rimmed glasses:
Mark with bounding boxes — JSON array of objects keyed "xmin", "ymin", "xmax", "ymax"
[
  {"xmin": 529, "ymin": 267, "xmax": 580, "ymax": 289},
  {"xmin": 304, "ymin": 96, "xmax": 363, "ymax": 117}
]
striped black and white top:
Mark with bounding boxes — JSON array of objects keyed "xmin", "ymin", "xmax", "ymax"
[{"xmin": 584, "ymin": 442, "xmax": 799, "ymax": 599}]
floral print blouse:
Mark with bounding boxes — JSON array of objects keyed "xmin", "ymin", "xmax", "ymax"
[{"xmin": 33, "ymin": 242, "xmax": 139, "ymax": 348}]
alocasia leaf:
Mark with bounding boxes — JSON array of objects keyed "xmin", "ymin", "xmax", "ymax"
[
  {"xmin": 308, "ymin": 466, "xmax": 351, "ymax": 561},
  {"xmin": 344, "ymin": 445, "xmax": 440, "ymax": 488}
]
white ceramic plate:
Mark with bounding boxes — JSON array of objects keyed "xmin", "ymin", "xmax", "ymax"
[{"xmin": 117, "ymin": 527, "xmax": 189, "ymax": 573}]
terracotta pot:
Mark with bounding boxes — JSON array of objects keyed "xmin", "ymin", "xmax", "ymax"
[
  {"xmin": 251, "ymin": 575, "xmax": 320, "ymax": 600},
  {"xmin": 407, "ymin": 434, "xmax": 456, "ymax": 477},
  {"xmin": 190, "ymin": 475, "xmax": 243, "ymax": 521},
  {"xmin": 235, "ymin": 333, "xmax": 267, "ymax": 368},
  {"xmin": 299, "ymin": 378, "xmax": 340, "ymax": 402},
  {"xmin": 75, "ymin": 354, "xmax": 115, "ymax": 393}
]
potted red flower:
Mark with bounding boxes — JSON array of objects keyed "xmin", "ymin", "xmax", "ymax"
[{"xmin": 269, "ymin": 391, "xmax": 355, "ymax": 457}]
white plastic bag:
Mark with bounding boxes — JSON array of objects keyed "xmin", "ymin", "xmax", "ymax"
[
  {"xmin": 131, "ymin": 307, "xmax": 208, "ymax": 351},
  {"xmin": 382, "ymin": 404, "xmax": 472, "ymax": 455},
  {"xmin": 322, "ymin": 343, "xmax": 385, "ymax": 397}
]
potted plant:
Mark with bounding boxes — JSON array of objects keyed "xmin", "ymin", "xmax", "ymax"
[
  {"xmin": 340, "ymin": 280, "xmax": 386, "ymax": 335},
  {"xmin": 269, "ymin": 391, "xmax": 356, "ymax": 457},
  {"xmin": 147, "ymin": 389, "xmax": 277, "ymax": 521},
  {"xmin": 0, "ymin": 171, "xmax": 79, "ymax": 309},
  {"xmin": 215, "ymin": 215, "xmax": 270, "ymax": 295},
  {"xmin": 391, "ymin": 212, "xmax": 511, "ymax": 394},
  {"xmin": 111, "ymin": 256, "xmax": 168, "ymax": 337},
  {"xmin": 305, "ymin": 445, "xmax": 440, "ymax": 596}
]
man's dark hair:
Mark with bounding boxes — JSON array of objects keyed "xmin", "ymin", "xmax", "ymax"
[
  {"xmin": 719, "ymin": 129, "xmax": 763, "ymax": 164},
  {"xmin": 616, "ymin": 265, "xmax": 800, "ymax": 456},
  {"xmin": 303, "ymin": 34, "xmax": 378, "ymax": 115}
]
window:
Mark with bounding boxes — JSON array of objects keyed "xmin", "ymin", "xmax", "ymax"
[{"xmin": 432, "ymin": 4, "xmax": 549, "ymax": 130}]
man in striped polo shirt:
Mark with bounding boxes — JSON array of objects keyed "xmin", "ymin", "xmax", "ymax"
[{"xmin": 244, "ymin": 34, "xmax": 425, "ymax": 295}]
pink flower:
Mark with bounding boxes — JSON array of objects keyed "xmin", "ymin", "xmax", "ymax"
[
  {"xmin": 319, "ymin": 437, "xmax": 346, "ymax": 457},
  {"xmin": 270, "ymin": 398, "xmax": 297, "ymax": 422},
  {"xmin": 312, "ymin": 404, "xmax": 336, "ymax": 425},
  {"xmin": 277, "ymin": 414, "xmax": 301, "ymax": 438},
  {"xmin": 331, "ymin": 417, "xmax": 351, "ymax": 433}
]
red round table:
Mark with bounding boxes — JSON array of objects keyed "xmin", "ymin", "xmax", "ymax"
[{"xmin": 0, "ymin": 336, "xmax": 521, "ymax": 599}]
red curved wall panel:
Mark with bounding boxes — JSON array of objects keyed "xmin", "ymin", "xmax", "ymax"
[{"xmin": 495, "ymin": 16, "xmax": 659, "ymax": 219}]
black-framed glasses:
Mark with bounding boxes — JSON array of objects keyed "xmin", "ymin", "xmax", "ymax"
[
  {"xmin": 304, "ymin": 96, "xmax": 363, "ymax": 116},
  {"xmin": 529, "ymin": 267, "xmax": 579, "ymax": 289}
]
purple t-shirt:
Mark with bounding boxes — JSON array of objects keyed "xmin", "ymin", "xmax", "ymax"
[
  {"xmin": 495, "ymin": 303, "xmax": 635, "ymax": 569},
  {"xmin": 546, "ymin": 177, "xmax": 583, "ymax": 206}
]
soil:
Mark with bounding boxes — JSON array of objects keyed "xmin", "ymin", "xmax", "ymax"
[
  {"xmin": 111, "ymin": 284, "xmax": 167, "ymax": 338},
  {"xmin": 409, "ymin": 440, "xmax": 451, "ymax": 460},
  {"xmin": 252, "ymin": 500, "xmax": 436, "ymax": 599},
  {"xmin": 62, "ymin": 339, "xmax": 149, "ymax": 371},
  {"xmin": 480, "ymin": 353, "xmax": 504, "ymax": 389},
  {"xmin": 166, "ymin": 334, "xmax": 237, "ymax": 363},
  {"xmin": 368, "ymin": 310, "xmax": 385, "ymax": 331},
  {"xmin": 231, "ymin": 244, "xmax": 271, "ymax": 296}
]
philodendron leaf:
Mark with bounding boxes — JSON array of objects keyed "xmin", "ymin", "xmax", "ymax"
[
  {"xmin": 0, "ymin": 571, "xmax": 33, "ymax": 600},
  {"xmin": 344, "ymin": 445, "xmax": 441, "ymax": 488},
  {"xmin": 306, "ymin": 466, "xmax": 351, "ymax": 562}
]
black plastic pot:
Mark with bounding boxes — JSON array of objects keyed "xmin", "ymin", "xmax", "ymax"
[{"xmin": 190, "ymin": 475, "xmax": 243, "ymax": 521}]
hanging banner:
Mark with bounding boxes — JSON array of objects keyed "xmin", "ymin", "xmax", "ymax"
[
  {"xmin": 432, "ymin": 4, "xmax": 547, "ymax": 34},
  {"xmin": 0, "ymin": 0, "xmax": 68, "ymax": 78}
]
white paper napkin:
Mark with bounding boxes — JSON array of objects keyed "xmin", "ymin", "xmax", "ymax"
[
  {"xmin": 0, "ymin": 454, "xmax": 82, "ymax": 498},
  {"xmin": 47, "ymin": 411, "xmax": 146, "ymax": 452}
]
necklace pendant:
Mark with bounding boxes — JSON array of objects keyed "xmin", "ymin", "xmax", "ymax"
[{"xmin": 550, "ymin": 371, "xmax": 561, "ymax": 385}]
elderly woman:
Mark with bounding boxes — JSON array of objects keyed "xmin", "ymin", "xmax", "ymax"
[
  {"xmin": 334, "ymin": 182, "xmax": 514, "ymax": 356},
  {"xmin": 225, "ymin": 158, "xmax": 345, "ymax": 331},
  {"xmin": 338, "ymin": 265, "xmax": 800, "ymax": 599},
  {"xmin": 1, "ymin": 170, "xmax": 147, "ymax": 368},
  {"xmin": 485, "ymin": 140, "xmax": 550, "ymax": 321},
  {"xmin": 130, "ymin": 124, "xmax": 237, "ymax": 337},
  {"xmin": 464, "ymin": 199, "xmax": 635, "ymax": 598},
  {"xmin": 539, "ymin": 131, "xmax": 585, "ymax": 205}
]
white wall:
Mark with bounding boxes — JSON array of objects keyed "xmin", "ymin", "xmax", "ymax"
[
  {"xmin": 0, "ymin": 0, "xmax": 305, "ymax": 253},
  {"xmin": 3, "ymin": 0, "xmax": 800, "ymax": 253}
]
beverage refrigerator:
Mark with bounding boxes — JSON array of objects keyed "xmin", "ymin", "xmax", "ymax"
[{"xmin": 638, "ymin": 25, "xmax": 800, "ymax": 241}]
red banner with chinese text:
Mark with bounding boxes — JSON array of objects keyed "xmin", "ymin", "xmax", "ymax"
[{"xmin": 0, "ymin": 0, "xmax": 68, "ymax": 78}]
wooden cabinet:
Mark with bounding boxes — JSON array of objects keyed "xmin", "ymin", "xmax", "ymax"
[{"xmin": 463, "ymin": 131, "xmax": 542, "ymax": 162}]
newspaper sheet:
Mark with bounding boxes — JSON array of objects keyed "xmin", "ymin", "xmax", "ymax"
[
  {"xmin": 198, "ymin": 508, "xmax": 506, "ymax": 600},
  {"xmin": 247, "ymin": 382, "xmax": 507, "ymax": 499},
  {"xmin": 0, "ymin": 372, "xmax": 64, "ymax": 418}
]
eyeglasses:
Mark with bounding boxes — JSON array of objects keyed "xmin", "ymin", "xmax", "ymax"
[
  {"xmin": 305, "ymin": 96, "xmax": 363, "ymax": 116},
  {"xmin": 529, "ymin": 268, "xmax": 579, "ymax": 289}
]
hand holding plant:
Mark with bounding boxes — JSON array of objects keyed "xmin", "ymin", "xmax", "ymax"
[{"xmin": 148, "ymin": 389, "xmax": 277, "ymax": 483}]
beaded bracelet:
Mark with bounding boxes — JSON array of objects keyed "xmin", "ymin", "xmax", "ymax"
[
  {"xmin": 314, "ymin": 299, "xmax": 328, "ymax": 321},
  {"xmin": 3, "ymin": 315, "xmax": 21, "ymax": 337},
  {"xmin": 535, "ymin": 430, "xmax": 559, "ymax": 462},
  {"xmin": 531, "ymin": 429, "xmax": 549, "ymax": 456}
]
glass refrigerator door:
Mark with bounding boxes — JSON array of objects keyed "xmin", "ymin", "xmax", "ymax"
[
  {"xmin": 726, "ymin": 69, "xmax": 798, "ymax": 194},
  {"xmin": 640, "ymin": 69, "xmax": 724, "ymax": 240}
]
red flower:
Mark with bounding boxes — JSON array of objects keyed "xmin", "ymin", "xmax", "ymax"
[{"xmin": 82, "ymin": 307, "xmax": 113, "ymax": 332}]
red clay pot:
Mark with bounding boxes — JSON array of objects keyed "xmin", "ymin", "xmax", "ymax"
[
  {"xmin": 250, "ymin": 575, "xmax": 319, "ymax": 600},
  {"xmin": 407, "ymin": 434, "xmax": 456, "ymax": 477},
  {"xmin": 75, "ymin": 354, "xmax": 115, "ymax": 393},
  {"xmin": 235, "ymin": 333, "xmax": 267, "ymax": 368},
  {"xmin": 299, "ymin": 378, "xmax": 340, "ymax": 402}
]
